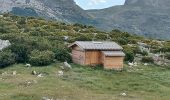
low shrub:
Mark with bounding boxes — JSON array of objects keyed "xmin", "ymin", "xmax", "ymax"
[
  {"xmin": 142, "ymin": 56, "xmax": 154, "ymax": 63},
  {"xmin": 0, "ymin": 51, "xmax": 16, "ymax": 68},
  {"xmin": 165, "ymin": 53, "xmax": 170, "ymax": 60},
  {"xmin": 29, "ymin": 50, "xmax": 55, "ymax": 66},
  {"xmin": 9, "ymin": 44, "xmax": 30, "ymax": 63},
  {"xmin": 124, "ymin": 51, "xmax": 135, "ymax": 62},
  {"xmin": 54, "ymin": 48, "xmax": 72, "ymax": 62},
  {"xmin": 141, "ymin": 51, "xmax": 148, "ymax": 56}
]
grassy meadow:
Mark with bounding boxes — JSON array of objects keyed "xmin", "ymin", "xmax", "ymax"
[{"xmin": 0, "ymin": 63, "xmax": 170, "ymax": 100}]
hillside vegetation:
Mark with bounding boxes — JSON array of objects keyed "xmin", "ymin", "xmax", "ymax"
[{"xmin": 0, "ymin": 13, "xmax": 170, "ymax": 68}]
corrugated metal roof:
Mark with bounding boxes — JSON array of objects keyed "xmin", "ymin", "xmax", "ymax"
[
  {"xmin": 69, "ymin": 41, "xmax": 123, "ymax": 50},
  {"xmin": 102, "ymin": 51, "xmax": 125, "ymax": 57}
]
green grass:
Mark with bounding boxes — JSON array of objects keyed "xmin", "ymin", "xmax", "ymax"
[{"xmin": 0, "ymin": 63, "xmax": 170, "ymax": 100}]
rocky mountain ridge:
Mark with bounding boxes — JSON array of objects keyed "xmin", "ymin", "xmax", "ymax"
[
  {"xmin": 87, "ymin": 0, "xmax": 170, "ymax": 40},
  {"xmin": 125, "ymin": 0, "xmax": 170, "ymax": 8},
  {"xmin": 0, "ymin": 0, "xmax": 94, "ymax": 24}
]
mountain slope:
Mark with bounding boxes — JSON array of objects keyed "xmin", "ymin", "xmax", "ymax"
[
  {"xmin": 87, "ymin": 0, "xmax": 170, "ymax": 40},
  {"xmin": 125, "ymin": 0, "xmax": 170, "ymax": 8},
  {"xmin": 0, "ymin": 0, "xmax": 95, "ymax": 24}
]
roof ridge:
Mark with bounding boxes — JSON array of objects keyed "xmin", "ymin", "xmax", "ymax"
[{"xmin": 69, "ymin": 41, "xmax": 123, "ymax": 50}]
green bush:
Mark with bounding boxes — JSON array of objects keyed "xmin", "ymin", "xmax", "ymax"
[
  {"xmin": 9, "ymin": 44, "xmax": 30, "ymax": 63},
  {"xmin": 123, "ymin": 45, "xmax": 135, "ymax": 62},
  {"xmin": 166, "ymin": 53, "xmax": 170, "ymax": 60},
  {"xmin": 141, "ymin": 51, "xmax": 148, "ymax": 56},
  {"xmin": 17, "ymin": 17, "xmax": 26, "ymax": 25},
  {"xmin": 124, "ymin": 51, "xmax": 135, "ymax": 62},
  {"xmin": 142, "ymin": 57, "xmax": 154, "ymax": 63},
  {"xmin": 117, "ymin": 38, "xmax": 128, "ymax": 45},
  {"xmin": 54, "ymin": 48, "xmax": 72, "ymax": 62},
  {"xmin": 0, "ymin": 51, "xmax": 16, "ymax": 68},
  {"xmin": 29, "ymin": 50, "xmax": 55, "ymax": 66}
]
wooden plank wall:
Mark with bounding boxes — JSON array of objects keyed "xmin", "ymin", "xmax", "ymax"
[
  {"xmin": 71, "ymin": 46, "xmax": 85, "ymax": 65},
  {"xmin": 85, "ymin": 51, "xmax": 102, "ymax": 65},
  {"xmin": 104, "ymin": 56, "xmax": 124, "ymax": 69}
]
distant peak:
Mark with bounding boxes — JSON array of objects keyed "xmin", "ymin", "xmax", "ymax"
[{"xmin": 124, "ymin": 0, "xmax": 170, "ymax": 8}]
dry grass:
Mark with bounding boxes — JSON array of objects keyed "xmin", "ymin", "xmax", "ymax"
[{"xmin": 0, "ymin": 63, "xmax": 170, "ymax": 100}]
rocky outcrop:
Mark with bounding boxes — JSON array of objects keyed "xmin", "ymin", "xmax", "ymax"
[
  {"xmin": 0, "ymin": 39, "xmax": 11, "ymax": 50},
  {"xmin": 0, "ymin": 0, "xmax": 94, "ymax": 24}
]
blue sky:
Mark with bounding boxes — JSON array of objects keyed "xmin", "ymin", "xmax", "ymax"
[{"xmin": 74, "ymin": 0, "xmax": 125, "ymax": 10}]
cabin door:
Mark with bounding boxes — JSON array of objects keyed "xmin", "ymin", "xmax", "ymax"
[{"xmin": 90, "ymin": 51, "xmax": 99, "ymax": 65}]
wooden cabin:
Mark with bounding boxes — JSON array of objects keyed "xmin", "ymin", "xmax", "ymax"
[{"xmin": 68, "ymin": 41, "xmax": 125, "ymax": 70}]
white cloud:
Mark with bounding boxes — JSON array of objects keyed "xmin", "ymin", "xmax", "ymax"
[{"xmin": 88, "ymin": 0, "xmax": 107, "ymax": 5}]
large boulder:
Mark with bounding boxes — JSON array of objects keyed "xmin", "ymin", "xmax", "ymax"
[{"xmin": 0, "ymin": 39, "xmax": 11, "ymax": 50}]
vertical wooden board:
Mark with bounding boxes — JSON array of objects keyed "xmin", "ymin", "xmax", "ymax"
[
  {"xmin": 90, "ymin": 51, "xmax": 97, "ymax": 64},
  {"xmin": 85, "ymin": 51, "xmax": 90, "ymax": 65},
  {"xmin": 104, "ymin": 56, "xmax": 124, "ymax": 69},
  {"xmin": 71, "ymin": 46, "xmax": 85, "ymax": 65},
  {"xmin": 85, "ymin": 51, "xmax": 101, "ymax": 65},
  {"xmin": 100, "ymin": 52, "xmax": 105, "ymax": 64}
]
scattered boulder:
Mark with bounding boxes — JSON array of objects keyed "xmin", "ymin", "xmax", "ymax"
[
  {"xmin": 2, "ymin": 72, "xmax": 7, "ymax": 75},
  {"xmin": 144, "ymin": 63, "xmax": 148, "ymax": 66},
  {"xmin": 63, "ymin": 36, "xmax": 69, "ymax": 40},
  {"xmin": 128, "ymin": 62, "xmax": 138, "ymax": 67},
  {"xmin": 63, "ymin": 61, "xmax": 72, "ymax": 71},
  {"xmin": 128, "ymin": 62, "xmax": 134, "ymax": 66},
  {"xmin": 32, "ymin": 70, "xmax": 37, "ymax": 75},
  {"xmin": 25, "ymin": 63, "xmax": 31, "ymax": 67},
  {"xmin": 12, "ymin": 71, "xmax": 17, "ymax": 75},
  {"xmin": 37, "ymin": 74, "xmax": 44, "ymax": 78},
  {"xmin": 31, "ymin": 70, "xmax": 49, "ymax": 77},
  {"xmin": 58, "ymin": 71, "xmax": 64, "ymax": 76},
  {"xmin": 121, "ymin": 92, "xmax": 127, "ymax": 96},
  {"xmin": 42, "ymin": 97, "xmax": 53, "ymax": 100},
  {"xmin": 0, "ymin": 39, "xmax": 11, "ymax": 51}
]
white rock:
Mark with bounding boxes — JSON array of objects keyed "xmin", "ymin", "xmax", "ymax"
[
  {"xmin": 0, "ymin": 40, "xmax": 11, "ymax": 50},
  {"xmin": 37, "ymin": 74, "xmax": 43, "ymax": 78},
  {"xmin": 63, "ymin": 61, "xmax": 72, "ymax": 70},
  {"xmin": 2, "ymin": 72, "xmax": 7, "ymax": 75},
  {"xmin": 63, "ymin": 36, "xmax": 69, "ymax": 40},
  {"xmin": 27, "ymin": 81, "xmax": 31, "ymax": 84},
  {"xmin": 121, "ymin": 93, "xmax": 127, "ymax": 96},
  {"xmin": 42, "ymin": 97, "xmax": 53, "ymax": 100},
  {"xmin": 25, "ymin": 63, "xmax": 31, "ymax": 67},
  {"xmin": 12, "ymin": 71, "xmax": 17, "ymax": 75},
  {"xmin": 58, "ymin": 71, "xmax": 64, "ymax": 76},
  {"xmin": 128, "ymin": 62, "xmax": 134, "ymax": 66},
  {"xmin": 144, "ymin": 63, "xmax": 148, "ymax": 66},
  {"xmin": 32, "ymin": 70, "xmax": 37, "ymax": 75}
]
